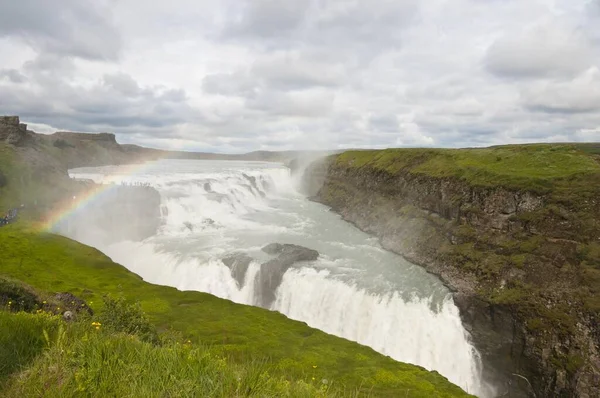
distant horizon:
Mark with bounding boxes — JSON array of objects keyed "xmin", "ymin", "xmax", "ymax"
[{"xmin": 19, "ymin": 115, "xmax": 598, "ymax": 156}]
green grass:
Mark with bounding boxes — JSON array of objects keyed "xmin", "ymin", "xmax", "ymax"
[
  {"xmin": 336, "ymin": 144, "xmax": 600, "ymax": 192},
  {"xmin": 0, "ymin": 226, "xmax": 470, "ymax": 397},
  {"xmin": 0, "ymin": 311, "xmax": 335, "ymax": 397}
]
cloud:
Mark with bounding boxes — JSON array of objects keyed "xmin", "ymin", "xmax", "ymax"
[
  {"xmin": 0, "ymin": 0, "xmax": 599, "ymax": 153},
  {"xmin": 522, "ymin": 68, "xmax": 600, "ymax": 114},
  {"xmin": 0, "ymin": 0, "xmax": 121, "ymax": 61},
  {"xmin": 0, "ymin": 69, "xmax": 26, "ymax": 83},
  {"xmin": 222, "ymin": 0, "xmax": 310, "ymax": 39},
  {"xmin": 0, "ymin": 57, "xmax": 192, "ymax": 135},
  {"xmin": 484, "ymin": 22, "xmax": 595, "ymax": 79}
]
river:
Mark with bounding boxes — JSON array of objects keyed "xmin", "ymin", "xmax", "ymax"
[{"xmin": 66, "ymin": 159, "xmax": 492, "ymax": 396}]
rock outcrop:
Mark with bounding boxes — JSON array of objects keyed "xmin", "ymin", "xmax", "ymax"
[
  {"xmin": 302, "ymin": 148, "xmax": 600, "ymax": 397},
  {"xmin": 254, "ymin": 244, "xmax": 319, "ymax": 308},
  {"xmin": 0, "ymin": 116, "xmax": 30, "ymax": 146},
  {"xmin": 222, "ymin": 253, "xmax": 254, "ymax": 288}
]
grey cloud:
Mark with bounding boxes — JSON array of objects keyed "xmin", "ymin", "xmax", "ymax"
[
  {"xmin": 246, "ymin": 88, "xmax": 335, "ymax": 117},
  {"xmin": 369, "ymin": 114, "xmax": 399, "ymax": 133},
  {"xmin": 221, "ymin": 0, "xmax": 418, "ymax": 61},
  {"xmin": 0, "ymin": 0, "xmax": 121, "ymax": 60},
  {"xmin": 0, "ymin": 69, "xmax": 26, "ymax": 83},
  {"xmin": 103, "ymin": 73, "xmax": 141, "ymax": 97},
  {"xmin": 484, "ymin": 23, "xmax": 594, "ymax": 79},
  {"xmin": 251, "ymin": 53, "xmax": 346, "ymax": 89},
  {"xmin": 0, "ymin": 62, "xmax": 192, "ymax": 135},
  {"xmin": 202, "ymin": 72, "xmax": 255, "ymax": 97},
  {"xmin": 222, "ymin": 0, "xmax": 310, "ymax": 39},
  {"xmin": 312, "ymin": 0, "xmax": 417, "ymax": 45},
  {"xmin": 521, "ymin": 69, "xmax": 600, "ymax": 114}
]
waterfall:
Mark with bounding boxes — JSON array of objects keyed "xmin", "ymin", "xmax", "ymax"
[{"xmin": 65, "ymin": 159, "xmax": 492, "ymax": 397}]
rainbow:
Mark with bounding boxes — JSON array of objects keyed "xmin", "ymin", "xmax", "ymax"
[{"xmin": 41, "ymin": 161, "xmax": 156, "ymax": 232}]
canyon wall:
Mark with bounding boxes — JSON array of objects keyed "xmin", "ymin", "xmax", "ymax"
[{"xmin": 302, "ymin": 148, "xmax": 600, "ymax": 397}]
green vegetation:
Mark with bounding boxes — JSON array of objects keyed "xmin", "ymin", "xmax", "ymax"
[
  {"xmin": 0, "ymin": 226, "xmax": 470, "ymax": 397},
  {"xmin": 336, "ymin": 144, "xmax": 600, "ymax": 192},
  {"xmin": 0, "ymin": 311, "xmax": 336, "ymax": 397}
]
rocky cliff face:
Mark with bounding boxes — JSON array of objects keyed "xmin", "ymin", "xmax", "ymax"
[
  {"xmin": 0, "ymin": 116, "xmax": 163, "ymax": 231},
  {"xmin": 302, "ymin": 149, "xmax": 600, "ymax": 398},
  {"xmin": 0, "ymin": 116, "xmax": 31, "ymax": 146}
]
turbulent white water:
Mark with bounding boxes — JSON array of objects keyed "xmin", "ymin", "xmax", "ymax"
[{"xmin": 67, "ymin": 159, "xmax": 492, "ymax": 396}]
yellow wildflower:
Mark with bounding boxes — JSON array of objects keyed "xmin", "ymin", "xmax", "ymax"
[{"xmin": 312, "ymin": 365, "xmax": 317, "ymax": 369}]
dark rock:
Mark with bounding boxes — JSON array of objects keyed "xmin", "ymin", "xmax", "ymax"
[
  {"xmin": 243, "ymin": 173, "xmax": 266, "ymax": 197},
  {"xmin": 262, "ymin": 243, "xmax": 319, "ymax": 262},
  {"xmin": 0, "ymin": 276, "xmax": 42, "ymax": 312},
  {"xmin": 222, "ymin": 253, "xmax": 253, "ymax": 288},
  {"xmin": 0, "ymin": 115, "xmax": 29, "ymax": 146},
  {"xmin": 255, "ymin": 244, "xmax": 319, "ymax": 308},
  {"xmin": 54, "ymin": 292, "xmax": 93, "ymax": 315}
]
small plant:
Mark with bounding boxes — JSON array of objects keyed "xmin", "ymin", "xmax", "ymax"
[
  {"xmin": 96, "ymin": 295, "xmax": 159, "ymax": 344},
  {"xmin": 53, "ymin": 139, "xmax": 74, "ymax": 149}
]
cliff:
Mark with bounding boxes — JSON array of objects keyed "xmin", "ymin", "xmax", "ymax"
[
  {"xmin": 302, "ymin": 145, "xmax": 600, "ymax": 397},
  {"xmin": 0, "ymin": 116, "xmax": 31, "ymax": 146}
]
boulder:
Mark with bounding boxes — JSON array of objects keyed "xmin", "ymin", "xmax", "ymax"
[
  {"xmin": 53, "ymin": 292, "xmax": 94, "ymax": 315},
  {"xmin": 222, "ymin": 253, "xmax": 253, "ymax": 288},
  {"xmin": 255, "ymin": 244, "xmax": 319, "ymax": 308}
]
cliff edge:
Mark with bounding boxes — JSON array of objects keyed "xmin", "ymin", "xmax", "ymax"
[{"xmin": 303, "ymin": 145, "xmax": 600, "ymax": 397}]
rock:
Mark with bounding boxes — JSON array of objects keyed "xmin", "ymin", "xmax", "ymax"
[
  {"xmin": 53, "ymin": 292, "xmax": 93, "ymax": 315},
  {"xmin": 261, "ymin": 243, "xmax": 319, "ymax": 261},
  {"xmin": 0, "ymin": 116, "xmax": 29, "ymax": 146},
  {"xmin": 243, "ymin": 173, "xmax": 266, "ymax": 197},
  {"xmin": 63, "ymin": 311, "xmax": 74, "ymax": 321},
  {"xmin": 222, "ymin": 253, "xmax": 253, "ymax": 288},
  {"xmin": 255, "ymin": 244, "xmax": 319, "ymax": 308}
]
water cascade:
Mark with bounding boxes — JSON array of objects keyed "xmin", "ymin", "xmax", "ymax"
[{"xmin": 62, "ymin": 159, "xmax": 493, "ymax": 396}]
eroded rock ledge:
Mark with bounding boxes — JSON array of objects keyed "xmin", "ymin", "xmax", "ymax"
[{"xmin": 301, "ymin": 149, "xmax": 600, "ymax": 398}]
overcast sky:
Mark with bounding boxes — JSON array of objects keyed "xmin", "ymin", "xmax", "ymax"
[{"xmin": 0, "ymin": 0, "xmax": 599, "ymax": 152}]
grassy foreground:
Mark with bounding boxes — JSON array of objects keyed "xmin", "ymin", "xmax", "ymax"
[{"xmin": 0, "ymin": 225, "xmax": 471, "ymax": 397}]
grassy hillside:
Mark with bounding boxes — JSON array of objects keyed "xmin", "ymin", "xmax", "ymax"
[
  {"xmin": 0, "ymin": 225, "xmax": 470, "ymax": 397},
  {"xmin": 335, "ymin": 144, "xmax": 600, "ymax": 193}
]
